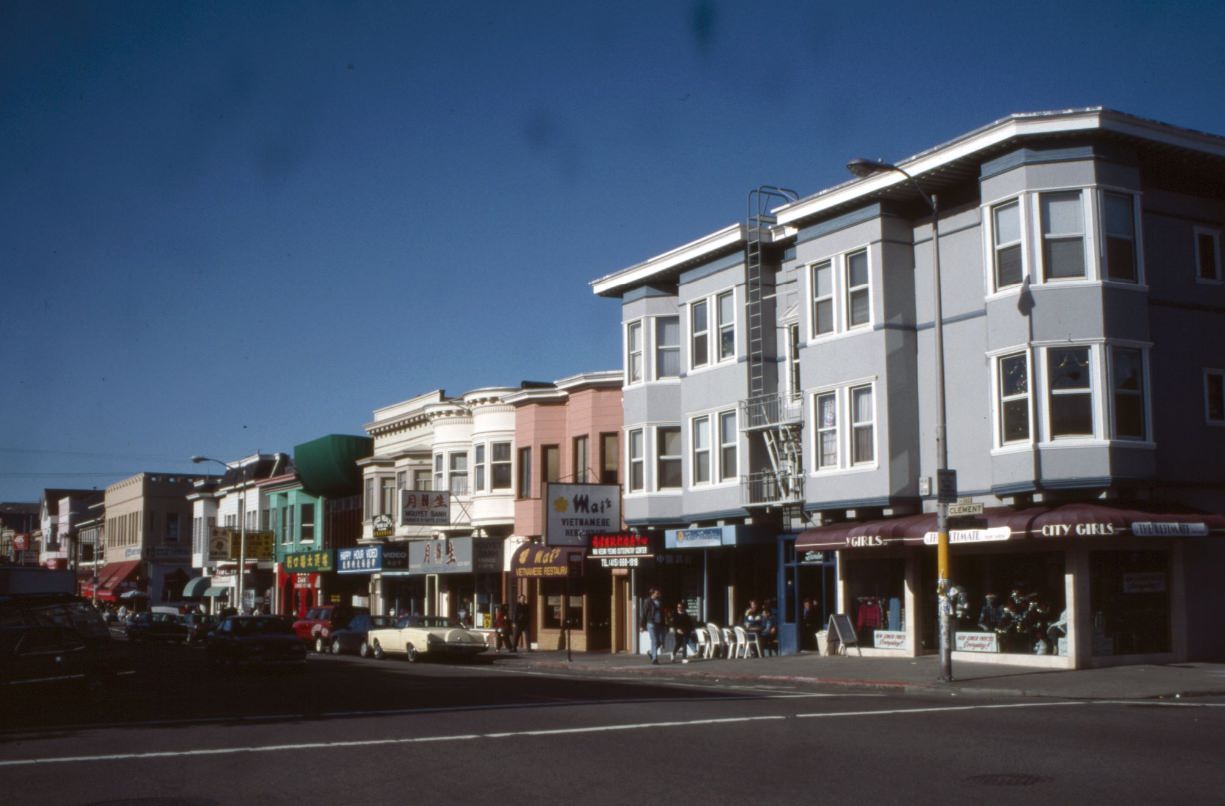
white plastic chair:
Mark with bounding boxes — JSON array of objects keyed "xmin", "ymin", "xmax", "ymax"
[
  {"xmin": 736, "ymin": 625, "xmax": 762, "ymax": 658},
  {"xmin": 693, "ymin": 625, "xmax": 709, "ymax": 659},
  {"xmin": 721, "ymin": 627, "xmax": 737, "ymax": 658},
  {"xmin": 705, "ymin": 623, "xmax": 723, "ymax": 658}
]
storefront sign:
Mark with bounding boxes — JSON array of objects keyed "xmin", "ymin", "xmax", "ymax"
[
  {"xmin": 410, "ymin": 537, "xmax": 474, "ymax": 574},
  {"xmin": 152, "ymin": 547, "xmax": 190, "ymax": 560},
  {"xmin": 372, "ymin": 514, "xmax": 394, "ymax": 538},
  {"xmin": 1131, "ymin": 522, "xmax": 1209, "ymax": 537},
  {"xmin": 295, "ymin": 573, "xmax": 312, "ymax": 586},
  {"xmin": 123, "ymin": 546, "xmax": 143, "ymax": 560},
  {"xmin": 545, "ymin": 484, "xmax": 621, "ymax": 546},
  {"xmin": 512, "ymin": 545, "xmax": 584, "ymax": 578},
  {"xmin": 285, "ymin": 549, "xmax": 335, "ymax": 573},
  {"xmin": 955, "ymin": 631, "xmax": 999, "ymax": 652},
  {"xmin": 382, "ymin": 543, "xmax": 409, "ymax": 571},
  {"xmin": 13, "ymin": 534, "xmax": 28, "ymax": 551},
  {"xmin": 923, "ymin": 526, "xmax": 1011, "ymax": 545},
  {"xmin": 799, "ymin": 550, "xmax": 827, "ymax": 564},
  {"xmin": 667, "ymin": 527, "xmax": 723, "ymax": 549},
  {"xmin": 1122, "ymin": 572, "xmax": 1166, "ymax": 593},
  {"xmin": 337, "ymin": 545, "xmax": 381, "ymax": 573},
  {"xmin": 401, "ymin": 491, "xmax": 451, "ymax": 526},
  {"xmin": 873, "ymin": 630, "xmax": 908, "ymax": 649},
  {"xmin": 589, "ymin": 533, "xmax": 653, "ymax": 569},
  {"xmin": 1038, "ymin": 522, "xmax": 1119, "ymax": 537}
]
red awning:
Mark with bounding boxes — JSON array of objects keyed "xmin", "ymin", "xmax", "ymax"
[
  {"xmin": 94, "ymin": 560, "xmax": 142, "ymax": 601},
  {"xmin": 796, "ymin": 503, "xmax": 1225, "ymax": 551}
]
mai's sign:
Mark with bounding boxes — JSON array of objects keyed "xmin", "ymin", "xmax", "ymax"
[{"xmin": 545, "ymin": 484, "xmax": 620, "ymax": 547}]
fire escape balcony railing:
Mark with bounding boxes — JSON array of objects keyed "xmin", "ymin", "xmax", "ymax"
[
  {"xmin": 740, "ymin": 393, "xmax": 804, "ymax": 431},
  {"xmin": 741, "ymin": 471, "xmax": 805, "ymax": 506}
]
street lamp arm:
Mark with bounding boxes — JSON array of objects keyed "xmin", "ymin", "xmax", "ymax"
[{"xmin": 845, "ymin": 158, "xmax": 936, "ymax": 216}]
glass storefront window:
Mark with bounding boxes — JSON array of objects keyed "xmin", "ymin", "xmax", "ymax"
[
  {"xmin": 843, "ymin": 557, "xmax": 906, "ymax": 648},
  {"xmin": 948, "ymin": 551, "xmax": 1066, "ymax": 656},
  {"xmin": 541, "ymin": 580, "xmax": 583, "ymax": 629},
  {"xmin": 1089, "ymin": 550, "xmax": 1170, "ymax": 656}
]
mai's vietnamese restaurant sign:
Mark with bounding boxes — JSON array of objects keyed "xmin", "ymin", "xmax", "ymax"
[{"xmin": 544, "ymin": 483, "xmax": 621, "ymax": 547}]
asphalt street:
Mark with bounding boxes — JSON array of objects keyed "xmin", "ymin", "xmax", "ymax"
[{"xmin": 3, "ymin": 643, "xmax": 1224, "ymax": 806}]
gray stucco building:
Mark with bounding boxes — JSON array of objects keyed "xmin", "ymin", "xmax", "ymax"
[{"xmin": 592, "ymin": 108, "xmax": 1225, "ymax": 668}]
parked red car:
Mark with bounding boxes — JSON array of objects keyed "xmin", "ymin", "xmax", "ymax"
[{"xmin": 291, "ymin": 605, "xmax": 368, "ymax": 653}]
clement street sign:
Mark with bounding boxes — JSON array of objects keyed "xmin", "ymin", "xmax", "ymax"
[{"xmin": 947, "ymin": 499, "xmax": 985, "ymax": 518}]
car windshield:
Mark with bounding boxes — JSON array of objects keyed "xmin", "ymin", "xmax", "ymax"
[
  {"xmin": 232, "ymin": 617, "xmax": 294, "ymax": 636},
  {"xmin": 395, "ymin": 615, "xmax": 458, "ymax": 629}
]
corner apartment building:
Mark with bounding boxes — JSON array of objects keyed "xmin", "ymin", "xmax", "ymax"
[{"xmin": 592, "ymin": 108, "xmax": 1225, "ymax": 668}]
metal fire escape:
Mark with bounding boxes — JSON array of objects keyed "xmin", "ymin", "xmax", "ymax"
[{"xmin": 741, "ymin": 186, "xmax": 805, "ymax": 514}]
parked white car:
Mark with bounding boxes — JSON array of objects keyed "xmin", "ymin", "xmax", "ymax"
[{"xmin": 367, "ymin": 615, "xmax": 488, "ymax": 662}]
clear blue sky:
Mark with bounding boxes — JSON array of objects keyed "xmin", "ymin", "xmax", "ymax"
[{"xmin": 3, "ymin": 0, "xmax": 1224, "ymax": 503}]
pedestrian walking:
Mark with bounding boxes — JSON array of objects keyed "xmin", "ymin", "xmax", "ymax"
[
  {"xmin": 639, "ymin": 588, "xmax": 667, "ymax": 664},
  {"xmin": 669, "ymin": 601, "xmax": 694, "ymax": 663},
  {"xmin": 511, "ymin": 593, "xmax": 530, "ymax": 652},
  {"xmin": 494, "ymin": 604, "xmax": 513, "ymax": 652}
]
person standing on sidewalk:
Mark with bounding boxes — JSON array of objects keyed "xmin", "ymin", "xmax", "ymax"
[
  {"xmin": 640, "ymin": 588, "xmax": 667, "ymax": 664},
  {"xmin": 670, "ymin": 601, "xmax": 694, "ymax": 663},
  {"xmin": 511, "ymin": 593, "xmax": 530, "ymax": 652}
]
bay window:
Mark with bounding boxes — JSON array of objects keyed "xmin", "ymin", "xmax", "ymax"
[
  {"xmin": 1048, "ymin": 347, "xmax": 1093, "ymax": 437},
  {"xmin": 655, "ymin": 316, "xmax": 680, "ymax": 379},
  {"xmin": 816, "ymin": 392, "xmax": 837, "ymax": 469},
  {"xmin": 846, "ymin": 249, "xmax": 871, "ymax": 328},
  {"xmin": 993, "ymin": 199, "xmax": 1023, "ymax": 290},
  {"xmin": 692, "ymin": 416, "xmax": 710, "ymax": 484},
  {"xmin": 1041, "ymin": 192, "xmax": 1086, "ymax": 280},
  {"xmin": 691, "ymin": 300, "xmax": 709, "ymax": 368},
  {"xmin": 657, "ymin": 427, "xmax": 682, "ymax": 489},
  {"xmin": 491, "ymin": 442, "xmax": 512, "ymax": 490},
  {"xmin": 812, "ymin": 260, "xmax": 834, "ymax": 336},
  {"xmin": 998, "ymin": 352, "xmax": 1031, "ymax": 444},
  {"xmin": 1111, "ymin": 348, "xmax": 1146, "ymax": 440},
  {"xmin": 719, "ymin": 411, "xmax": 737, "ymax": 482},
  {"xmin": 717, "ymin": 290, "xmax": 736, "ymax": 360},
  {"xmin": 626, "ymin": 321, "xmax": 643, "ymax": 384},
  {"xmin": 628, "ymin": 429, "xmax": 644, "ymax": 492},
  {"xmin": 851, "ymin": 385, "xmax": 875, "ymax": 464},
  {"xmin": 1103, "ymin": 192, "xmax": 1137, "ymax": 282}
]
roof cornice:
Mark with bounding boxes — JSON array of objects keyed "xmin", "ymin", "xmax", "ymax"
[{"xmin": 590, "ymin": 223, "xmax": 744, "ymax": 298}]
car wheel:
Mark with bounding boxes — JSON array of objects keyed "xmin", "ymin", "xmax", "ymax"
[
  {"xmin": 405, "ymin": 643, "xmax": 418, "ymax": 663},
  {"xmin": 330, "ymin": 638, "xmax": 342, "ymax": 655},
  {"xmin": 359, "ymin": 640, "xmax": 370, "ymax": 658},
  {"xmin": 372, "ymin": 639, "xmax": 385, "ymax": 660},
  {"xmin": 314, "ymin": 636, "xmax": 326, "ymax": 654}
]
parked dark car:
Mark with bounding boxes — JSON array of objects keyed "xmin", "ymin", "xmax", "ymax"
[
  {"xmin": 124, "ymin": 612, "xmax": 191, "ymax": 643},
  {"xmin": 181, "ymin": 613, "xmax": 219, "ymax": 644},
  {"xmin": 0, "ymin": 593, "xmax": 132, "ymax": 695},
  {"xmin": 292, "ymin": 604, "xmax": 369, "ymax": 653},
  {"xmin": 206, "ymin": 616, "xmax": 306, "ymax": 670},
  {"xmin": 326, "ymin": 614, "xmax": 396, "ymax": 656}
]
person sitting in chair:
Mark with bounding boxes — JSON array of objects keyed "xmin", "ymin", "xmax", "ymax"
[{"xmin": 758, "ymin": 606, "xmax": 779, "ymax": 656}]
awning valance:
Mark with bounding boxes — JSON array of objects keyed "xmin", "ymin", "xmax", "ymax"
[
  {"xmin": 93, "ymin": 560, "xmax": 142, "ymax": 601},
  {"xmin": 511, "ymin": 545, "xmax": 585, "ymax": 578},
  {"xmin": 203, "ymin": 586, "xmax": 230, "ymax": 597},
  {"xmin": 796, "ymin": 503, "xmax": 1225, "ymax": 551},
  {"xmin": 182, "ymin": 576, "xmax": 212, "ymax": 598}
]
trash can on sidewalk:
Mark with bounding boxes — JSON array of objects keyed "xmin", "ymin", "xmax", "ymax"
[{"xmin": 816, "ymin": 630, "xmax": 829, "ymax": 656}]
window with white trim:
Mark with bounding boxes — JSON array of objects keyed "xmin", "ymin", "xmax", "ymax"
[
  {"xmin": 573, "ymin": 435, "xmax": 589, "ymax": 483},
  {"xmin": 815, "ymin": 392, "xmax": 837, "ymax": 469},
  {"xmin": 1047, "ymin": 346, "xmax": 1093, "ymax": 438},
  {"xmin": 380, "ymin": 477, "xmax": 395, "ymax": 515},
  {"xmin": 846, "ymin": 249, "xmax": 871, "ymax": 328},
  {"xmin": 448, "ymin": 452, "xmax": 468, "ymax": 496},
  {"xmin": 1111, "ymin": 347, "xmax": 1147, "ymax": 440},
  {"xmin": 473, "ymin": 444, "xmax": 486, "ymax": 492},
  {"xmin": 491, "ymin": 442, "xmax": 512, "ymax": 490},
  {"xmin": 691, "ymin": 416, "xmax": 710, "ymax": 484},
  {"xmin": 1102, "ymin": 192, "xmax": 1137, "ymax": 282},
  {"xmin": 626, "ymin": 320, "xmax": 643, "ymax": 384},
  {"xmin": 998, "ymin": 352, "xmax": 1030, "ymax": 444},
  {"xmin": 717, "ymin": 290, "xmax": 736, "ymax": 361},
  {"xmin": 1196, "ymin": 228, "xmax": 1222, "ymax": 283},
  {"xmin": 786, "ymin": 324, "xmax": 801, "ymax": 400},
  {"xmin": 414, "ymin": 468, "xmax": 431, "ymax": 491},
  {"xmin": 1041, "ymin": 191, "xmax": 1086, "ymax": 280},
  {"xmin": 811, "ymin": 260, "xmax": 834, "ymax": 336},
  {"xmin": 719, "ymin": 411, "xmax": 738, "ymax": 482},
  {"xmin": 691, "ymin": 300, "xmax": 709, "ymax": 368},
  {"xmin": 850, "ymin": 385, "xmax": 875, "ymax": 465},
  {"xmin": 992, "ymin": 199, "xmax": 1023, "ymax": 290},
  {"xmin": 655, "ymin": 316, "xmax": 680, "ymax": 379},
  {"xmin": 517, "ymin": 447, "xmax": 532, "ymax": 498},
  {"xmin": 433, "ymin": 454, "xmax": 443, "ymax": 491},
  {"xmin": 627, "ymin": 429, "xmax": 645, "ymax": 492},
  {"xmin": 657, "ymin": 427, "xmax": 682, "ymax": 490},
  {"xmin": 1204, "ymin": 370, "xmax": 1224, "ymax": 424}
]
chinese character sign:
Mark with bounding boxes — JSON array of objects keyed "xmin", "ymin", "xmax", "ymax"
[
  {"xmin": 401, "ymin": 490, "xmax": 451, "ymax": 525},
  {"xmin": 284, "ymin": 549, "xmax": 335, "ymax": 573}
]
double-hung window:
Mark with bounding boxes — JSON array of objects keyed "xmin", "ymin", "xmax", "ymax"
[
  {"xmin": 1111, "ymin": 347, "xmax": 1146, "ymax": 440},
  {"xmin": 846, "ymin": 250, "xmax": 871, "ymax": 328},
  {"xmin": 626, "ymin": 321, "xmax": 643, "ymax": 384},
  {"xmin": 811, "ymin": 260, "xmax": 834, "ymax": 336},
  {"xmin": 717, "ymin": 290, "xmax": 736, "ymax": 360},
  {"xmin": 380, "ymin": 477, "xmax": 395, "ymax": 515},
  {"xmin": 815, "ymin": 392, "xmax": 837, "ymax": 469},
  {"xmin": 1041, "ymin": 192, "xmax": 1086, "ymax": 280},
  {"xmin": 1196, "ymin": 228, "xmax": 1222, "ymax": 283},
  {"xmin": 656, "ymin": 427, "xmax": 682, "ymax": 489},
  {"xmin": 300, "ymin": 503, "xmax": 315, "ymax": 543},
  {"xmin": 627, "ymin": 429, "xmax": 645, "ymax": 492},
  {"xmin": 850, "ymin": 385, "xmax": 875, "ymax": 465},
  {"xmin": 993, "ymin": 200, "xmax": 1023, "ymax": 290},
  {"xmin": 433, "ymin": 454, "xmax": 444, "ymax": 491},
  {"xmin": 364, "ymin": 478, "xmax": 375, "ymax": 519},
  {"xmin": 719, "ymin": 411, "xmax": 737, "ymax": 482},
  {"xmin": 655, "ymin": 316, "xmax": 680, "ymax": 379},
  {"xmin": 1047, "ymin": 347, "xmax": 1093, "ymax": 437},
  {"xmin": 601, "ymin": 433, "xmax": 619, "ymax": 484},
  {"xmin": 449, "ymin": 452, "xmax": 468, "ymax": 495},
  {"xmin": 1205, "ymin": 370, "xmax": 1225, "ymax": 424},
  {"xmin": 691, "ymin": 300, "xmax": 710, "ymax": 368},
  {"xmin": 998, "ymin": 352, "xmax": 1031, "ymax": 444},
  {"xmin": 573, "ymin": 435, "xmax": 589, "ymax": 483},
  {"xmin": 473, "ymin": 445, "xmax": 486, "ymax": 492},
  {"xmin": 1103, "ymin": 193, "xmax": 1138, "ymax": 282},
  {"xmin": 691, "ymin": 417, "xmax": 710, "ymax": 484},
  {"xmin": 491, "ymin": 442, "xmax": 512, "ymax": 489},
  {"xmin": 414, "ymin": 468, "xmax": 432, "ymax": 491},
  {"xmin": 517, "ymin": 447, "xmax": 532, "ymax": 498}
]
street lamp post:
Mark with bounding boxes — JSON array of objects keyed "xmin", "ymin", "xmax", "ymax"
[
  {"xmin": 846, "ymin": 158, "xmax": 953, "ymax": 682},
  {"xmin": 192, "ymin": 455, "xmax": 249, "ymax": 613}
]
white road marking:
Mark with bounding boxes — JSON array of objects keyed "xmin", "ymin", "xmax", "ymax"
[{"xmin": 796, "ymin": 701, "xmax": 1090, "ymax": 718}]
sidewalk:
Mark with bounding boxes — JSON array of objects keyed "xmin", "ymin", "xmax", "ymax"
[{"xmin": 488, "ymin": 648, "xmax": 1225, "ymax": 701}]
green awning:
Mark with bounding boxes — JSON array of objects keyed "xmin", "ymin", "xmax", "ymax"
[
  {"xmin": 182, "ymin": 576, "xmax": 211, "ymax": 598},
  {"xmin": 294, "ymin": 434, "xmax": 373, "ymax": 497},
  {"xmin": 203, "ymin": 586, "xmax": 230, "ymax": 597}
]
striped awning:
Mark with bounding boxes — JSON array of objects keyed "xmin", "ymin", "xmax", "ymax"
[{"xmin": 182, "ymin": 576, "xmax": 211, "ymax": 598}]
